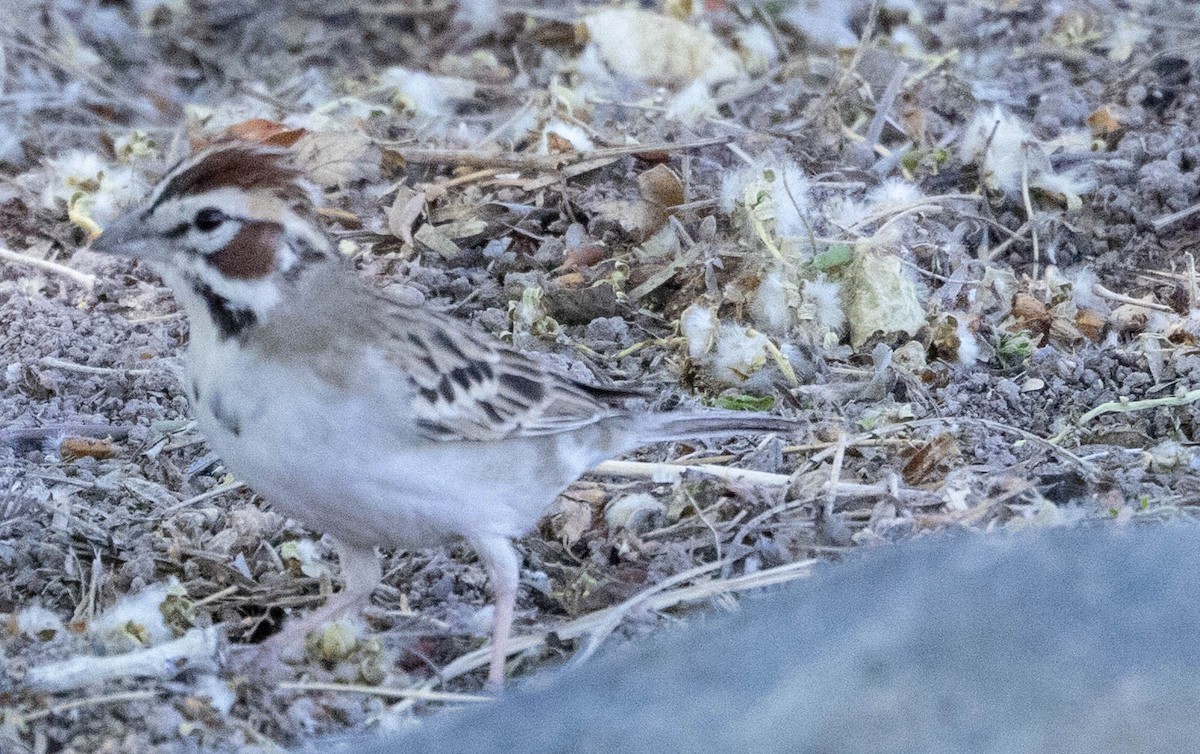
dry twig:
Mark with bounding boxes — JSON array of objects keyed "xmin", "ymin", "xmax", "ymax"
[
  {"xmin": 592, "ymin": 460, "xmax": 791, "ymax": 487},
  {"xmin": 25, "ymin": 627, "xmax": 221, "ymax": 693},
  {"xmin": 0, "ymin": 246, "xmax": 96, "ymax": 289}
]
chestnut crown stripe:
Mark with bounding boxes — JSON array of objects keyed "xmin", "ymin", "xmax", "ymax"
[{"xmin": 150, "ymin": 144, "xmax": 307, "ymax": 210}]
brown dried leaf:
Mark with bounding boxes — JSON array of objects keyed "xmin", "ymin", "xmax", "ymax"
[
  {"xmin": 591, "ymin": 199, "xmax": 669, "ymax": 241},
  {"xmin": 60, "ymin": 436, "xmax": 117, "ymax": 461},
  {"xmin": 1075, "ymin": 308, "xmax": 1107, "ymax": 342},
  {"xmin": 1012, "ymin": 293, "xmax": 1048, "ymax": 321},
  {"xmin": 563, "ymin": 243, "xmax": 609, "ymax": 269},
  {"xmin": 929, "ymin": 314, "xmax": 963, "ymax": 362},
  {"xmin": 1010, "ymin": 293, "xmax": 1051, "ymax": 339},
  {"xmin": 1087, "ymin": 104, "xmax": 1125, "ymax": 137},
  {"xmin": 545, "ymin": 131, "xmax": 576, "ymax": 154},
  {"xmin": 1164, "ymin": 319, "xmax": 1198, "ymax": 346},
  {"xmin": 1048, "ymin": 315, "xmax": 1084, "ymax": 347},
  {"xmin": 222, "ymin": 118, "xmax": 308, "ymax": 147},
  {"xmin": 637, "ymin": 164, "xmax": 685, "ymax": 209},
  {"xmin": 554, "ymin": 271, "xmax": 587, "ymax": 288},
  {"xmin": 315, "ymin": 207, "xmax": 362, "ymax": 228},
  {"xmin": 901, "ymin": 433, "xmax": 961, "ymax": 486}
]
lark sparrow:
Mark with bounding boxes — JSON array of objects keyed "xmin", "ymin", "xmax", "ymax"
[{"xmin": 90, "ymin": 143, "xmax": 797, "ymax": 686}]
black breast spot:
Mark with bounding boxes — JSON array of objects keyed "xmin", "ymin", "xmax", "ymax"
[
  {"xmin": 191, "ymin": 280, "xmax": 257, "ymax": 340},
  {"xmin": 209, "ymin": 390, "xmax": 242, "ymax": 437}
]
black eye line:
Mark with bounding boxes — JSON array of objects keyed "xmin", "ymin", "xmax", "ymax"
[{"xmin": 164, "ymin": 222, "xmax": 189, "ymax": 239}]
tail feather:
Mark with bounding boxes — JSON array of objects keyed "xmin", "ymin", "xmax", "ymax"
[{"xmin": 638, "ymin": 410, "xmax": 799, "ymax": 444}]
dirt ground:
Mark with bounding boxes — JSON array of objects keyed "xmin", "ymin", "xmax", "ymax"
[{"xmin": 1, "ymin": 0, "xmax": 1199, "ymax": 751}]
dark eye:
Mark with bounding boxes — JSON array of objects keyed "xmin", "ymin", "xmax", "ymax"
[{"xmin": 194, "ymin": 208, "xmax": 225, "ymax": 232}]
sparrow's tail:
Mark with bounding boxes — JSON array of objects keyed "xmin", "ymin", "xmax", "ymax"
[{"xmin": 637, "ymin": 410, "xmax": 799, "ymax": 444}]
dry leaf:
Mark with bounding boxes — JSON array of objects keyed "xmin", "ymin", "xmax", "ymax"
[
  {"xmin": 545, "ymin": 131, "xmax": 576, "ymax": 154},
  {"xmin": 563, "ymin": 240, "xmax": 608, "ymax": 269},
  {"xmin": 844, "ymin": 251, "xmax": 926, "ymax": 348},
  {"xmin": 436, "ymin": 219, "xmax": 490, "ymax": 242},
  {"xmin": 929, "ymin": 314, "xmax": 963, "ymax": 362},
  {"xmin": 388, "ymin": 187, "xmax": 427, "ymax": 246},
  {"xmin": 1111, "ymin": 302, "xmax": 1150, "ymax": 333},
  {"xmin": 1010, "ymin": 293, "xmax": 1051, "ymax": 337},
  {"xmin": 221, "ymin": 118, "xmax": 308, "ymax": 147},
  {"xmin": 292, "ymin": 130, "xmax": 381, "ymax": 188},
  {"xmin": 637, "ymin": 164, "xmax": 685, "ymax": 209},
  {"xmin": 554, "ymin": 271, "xmax": 587, "ymax": 288},
  {"xmin": 591, "ymin": 199, "xmax": 668, "ymax": 241},
  {"xmin": 413, "ymin": 224, "xmax": 460, "ymax": 258},
  {"xmin": 315, "ymin": 207, "xmax": 362, "ymax": 228},
  {"xmin": 902, "ymin": 433, "xmax": 961, "ymax": 486},
  {"xmin": 1075, "ymin": 308, "xmax": 1107, "ymax": 342},
  {"xmin": 1048, "ymin": 307, "xmax": 1084, "ymax": 347},
  {"xmin": 1087, "ymin": 104, "xmax": 1124, "ymax": 137},
  {"xmin": 60, "ymin": 437, "xmax": 117, "ymax": 461},
  {"xmin": 1021, "ymin": 378, "xmax": 1046, "ymax": 392},
  {"xmin": 580, "ymin": 9, "xmax": 744, "ymax": 88},
  {"xmin": 548, "ymin": 496, "xmax": 594, "ymax": 546}
]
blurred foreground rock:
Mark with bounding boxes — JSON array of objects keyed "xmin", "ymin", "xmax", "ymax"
[{"xmin": 337, "ymin": 524, "xmax": 1200, "ymax": 753}]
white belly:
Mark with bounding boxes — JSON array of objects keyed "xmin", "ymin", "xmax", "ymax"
[{"xmin": 187, "ymin": 342, "xmax": 608, "ymax": 549}]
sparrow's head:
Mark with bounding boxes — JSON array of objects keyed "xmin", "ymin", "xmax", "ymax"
[{"xmin": 92, "ymin": 143, "xmax": 335, "ymax": 338}]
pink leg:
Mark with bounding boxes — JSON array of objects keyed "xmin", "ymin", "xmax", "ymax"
[
  {"xmin": 268, "ymin": 540, "xmax": 381, "ymax": 653},
  {"xmin": 472, "ymin": 536, "xmax": 520, "ymax": 690}
]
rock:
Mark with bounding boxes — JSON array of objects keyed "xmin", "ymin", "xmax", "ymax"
[{"xmin": 342, "ymin": 524, "xmax": 1200, "ymax": 753}]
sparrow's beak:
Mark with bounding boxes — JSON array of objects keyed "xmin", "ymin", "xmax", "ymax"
[{"xmin": 90, "ymin": 208, "xmax": 157, "ymax": 258}]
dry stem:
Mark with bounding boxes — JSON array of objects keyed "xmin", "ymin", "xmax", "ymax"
[
  {"xmin": 0, "ymin": 246, "xmax": 96, "ymax": 289},
  {"xmin": 592, "ymin": 460, "xmax": 791, "ymax": 487},
  {"xmin": 25, "ymin": 627, "xmax": 221, "ymax": 693}
]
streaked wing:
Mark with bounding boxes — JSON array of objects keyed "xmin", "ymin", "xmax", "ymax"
[{"xmin": 381, "ymin": 301, "xmax": 625, "ymax": 442}]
